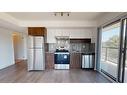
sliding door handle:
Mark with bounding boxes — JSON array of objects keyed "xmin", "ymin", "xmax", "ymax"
[{"xmin": 121, "ymin": 48, "xmax": 125, "ymax": 53}]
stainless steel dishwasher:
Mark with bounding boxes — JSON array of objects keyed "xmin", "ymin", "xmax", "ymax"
[{"xmin": 82, "ymin": 53, "xmax": 94, "ymax": 69}]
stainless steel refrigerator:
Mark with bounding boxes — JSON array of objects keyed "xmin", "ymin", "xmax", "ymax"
[{"xmin": 27, "ymin": 36, "xmax": 45, "ymax": 71}]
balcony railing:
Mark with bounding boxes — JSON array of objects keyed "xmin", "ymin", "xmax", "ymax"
[{"xmin": 101, "ymin": 47, "xmax": 127, "ymax": 67}]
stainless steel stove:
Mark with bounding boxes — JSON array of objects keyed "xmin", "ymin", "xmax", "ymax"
[{"xmin": 54, "ymin": 50, "xmax": 70, "ymax": 69}]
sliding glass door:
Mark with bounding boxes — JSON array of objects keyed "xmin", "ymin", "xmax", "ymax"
[
  {"xmin": 100, "ymin": 22, "xmax": 121, "ymax": 80},
  {"xmin": 100, "ymin": 17, "xmax": 127, "ymax": 83}
]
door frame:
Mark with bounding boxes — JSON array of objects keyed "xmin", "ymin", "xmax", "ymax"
[
  {"xmin": 119, "ymin": 18, "xmax": 127, "ymax": 82},
  {"xmin": 97, "ymin": 14, "xmax": 127, "ymax": 83}
]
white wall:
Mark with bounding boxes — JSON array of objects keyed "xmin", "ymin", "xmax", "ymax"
[
  {"xmin": 19, "ymin": 20, "xmax": 97, "ymax": 27},
  {"xmin": 47, "ymin": 27, "xmax": 97, "ymax": 43},
  {"xmin": 13, "ymin": 32, "xmax": 27, "ymax": 60},
  {"xmin": 0, "ymin": 28, "xmax": 15, "ymax": 69}
]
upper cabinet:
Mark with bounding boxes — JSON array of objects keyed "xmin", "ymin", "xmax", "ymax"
[
  {"xmin": 47, "ymin": 28, "xmax": 70, "ymax": 43},
  {"xmin": 69, "ymin": 29, "xmax": 92, "ymax": 38},
  {"xmin": 28, "ymin": 27, "xmax": 47, "ymax": 36},
  {"xmin": 47, "ymin": 28, "xmax": 97, "ymax": 43}
]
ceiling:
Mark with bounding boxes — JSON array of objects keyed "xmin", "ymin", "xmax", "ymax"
[
  {"xmin": 0, "ymin": 12, "xmax": 124, "ymax": 31},
  {"xmin": 6, "ymin": 12, "xmax": 106, "ymax": 21}
]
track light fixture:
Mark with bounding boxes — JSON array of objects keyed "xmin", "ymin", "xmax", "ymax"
[{"xmin": 54, "ymin": 12, "xmax": 70, "ymax": 16}]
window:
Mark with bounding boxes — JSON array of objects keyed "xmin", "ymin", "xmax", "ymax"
[{"xmin": 100, "ymin": 22, "xmax": 120, "ymax": 79}]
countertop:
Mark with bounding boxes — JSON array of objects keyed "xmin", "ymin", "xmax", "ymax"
[
  {"xmin": 81, "ymin": 52, "xmax": 95, "ymax": 55},
  {"xmin": 45, "ymin": 51, "xmax": 54, "ymax": 53},
  {"xmin": 46, "ymin": 51, "xmax": 95, "ymax": 54}
]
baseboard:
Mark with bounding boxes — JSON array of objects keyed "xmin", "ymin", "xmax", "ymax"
[{"xmin": 0, "ymin": 63, "xmax": 14, "ymax": 70}]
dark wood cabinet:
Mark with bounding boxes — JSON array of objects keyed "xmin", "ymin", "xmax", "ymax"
[
  {"xmin": 45, "ymin": 53, "xmax": 54, "ymax": 69},
  {"xmin": 28, "ymin": 27, "xmax": 47, "ymax": 36},
  {"xmin": 45, "ymin": 52, "xmax": 82, "ymax": 69},
  {"xmin": 70, "ymin": 53, "xmax": 82, "ymax": 69}
]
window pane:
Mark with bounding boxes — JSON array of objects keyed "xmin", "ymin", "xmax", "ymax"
[{"xmin": 101, "ymin": 22, "xmax": 120, "ymax": 79}]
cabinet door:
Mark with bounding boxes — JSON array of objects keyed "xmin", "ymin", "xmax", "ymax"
[
  {"xmin": 45, "ymin": 53, "xmax": 54, "ymax": 69},
  {"xmin": 28, "ymin": 27, "xmax": 46, "ymax": 36},
  {"xmin": 47, "ymin": 29, "xmax": 56, "ymax": 43},
  {"xmin": 70, "ymin": 29, "xmax": 92, "ymax": 38},
  {"xmin": 47, "ymin": 29, "xmax": 70, "ymax": 43},
  {"xmin": 61, "ymin": 30, "xmax": 70, "ymax": 36},
  {"xmin": 70, "ymin": 53, "xmax": 81, "ymax": 69}
]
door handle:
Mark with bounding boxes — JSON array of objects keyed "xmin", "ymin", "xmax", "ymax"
[{"xmin": 121, "ymin": 48, "xmax": 125, "ymax": 53}]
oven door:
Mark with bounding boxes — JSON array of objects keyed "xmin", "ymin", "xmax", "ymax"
[{"xmin": 55, "ymin": 53, "xmax": 70, "ymax": 64}]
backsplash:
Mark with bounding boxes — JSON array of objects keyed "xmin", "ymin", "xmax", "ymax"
[
  {"xmin": 48, "ymin": 43, "xmax": 56, "ymax": 52},
  {"xmin": 47, "ymin": 43, "xmax": 95, "ymax": 53},
  {"xmin": 70, "ymin": 43, "xmax": 95, "ymax": 53}
]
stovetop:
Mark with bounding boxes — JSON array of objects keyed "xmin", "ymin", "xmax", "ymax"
[{"xmin": 55, "ymin": 49, "xmax": 69, "ymax": 52}]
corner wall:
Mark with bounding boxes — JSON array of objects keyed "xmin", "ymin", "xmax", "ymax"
[{"xmin": 0, "ymin": 28, "xmax": 15, "ymax": 69}]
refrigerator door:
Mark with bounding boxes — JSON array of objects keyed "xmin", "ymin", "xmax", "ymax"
[
  {"xmin": 34, "ymin": 37, "xmax": 44, "ymax": 48},
  {"xmin": 27, "ymin": 36, "xmax": 45, "ymax": 71},
  {"xmin": 28, "ymin": 49, "xmax": 34, "ymax": 71},
  {"xmin": 34, "ymin": 49, "xmax": 45, "ymax": 70},
  {"xmin": 28, "ymin": 36, "xmax": 34, "ymax": 49},
  {"xmin": 28, "ymin": 36, "xmax": 44, "ymax": 48}
]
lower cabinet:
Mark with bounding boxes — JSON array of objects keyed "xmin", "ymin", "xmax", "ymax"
[
  {"xmin": 45, "ymin": 53, "xmax": 54, "ymax": 69},
  {"xmin": 70, "ymin": 53, "xmax": 82, "ymax": 69},
  {"xmin": 45, "ymin": 52, "xmax": 82, "ymax": 69}
]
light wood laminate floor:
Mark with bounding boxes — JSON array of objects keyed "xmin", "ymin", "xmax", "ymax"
[{"xmin": 0, "ymin": 60, "xmax": 111, "ymax": 83}]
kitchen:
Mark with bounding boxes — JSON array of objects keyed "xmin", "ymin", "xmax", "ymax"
[
  {"xmin": 0, "ymin": 0, "xmax": 127, "ymax": 95},
  {"xmin": 0, "ymin": 12, "xmax": 126, "ymax": 83},
  {"xmin": 26, "ymin": 12, "xmax": 97, "ymax": 71},
  {"xmin": 45, "ymin": 28, "xmax": 96, "ymax": 70},
  {"xmin": 26, "ymin": 26, "xmax": 97, "ymax": 82},
  {"xmin": 27, "ymin": 27, "xmax": 96, "ymax": 70}
]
